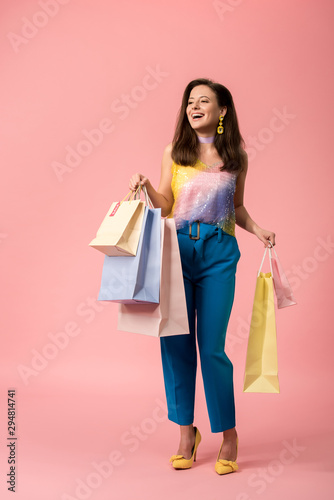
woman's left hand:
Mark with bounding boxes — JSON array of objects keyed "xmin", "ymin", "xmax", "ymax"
[{"xmin": 254, "ymin": 226, "xmax": 276, "ymax": 247}]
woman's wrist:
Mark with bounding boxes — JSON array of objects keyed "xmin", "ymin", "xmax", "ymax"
[
  {"xmin": 251, "ymin": 222, "xmax": 260, "ymax": 234},
  {"xmin": 144, "ymin": 178, "xmax": 153, "ymax": 190}
]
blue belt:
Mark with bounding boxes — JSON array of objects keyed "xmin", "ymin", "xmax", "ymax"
[{"xmin": 176, "ymin": 221, "xmax": 224, "ymax": 258}]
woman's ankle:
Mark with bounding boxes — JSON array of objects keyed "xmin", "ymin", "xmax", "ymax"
[
  {"xmin": 223, "ymin": 427, "xmax": 237, "ymax": 441},
  {"xmin": 180, "ymin": 424, "xmax": 195, "ymax": 439}
]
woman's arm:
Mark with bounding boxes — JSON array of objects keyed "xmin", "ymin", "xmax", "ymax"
[
  {"xmin": 129, "ymin": 143, "xmax": 174, "ymax": 217},
  {"xmin": 234, "ymin": 151, "xmax": 276, "ymax": 247}
]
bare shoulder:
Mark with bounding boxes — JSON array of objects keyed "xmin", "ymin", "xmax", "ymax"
[
  {"xmin": 239, "ymin": 147, "xmax": 248, "ymax": 161},
  {"xmin": 163, "ymin": 142, "xmax": 173, "ymax": 158},
  {"xmin": 160, "ymin": 142, "xmax": 173, "ymax": 177},
  {"xmin": 238, "ymin": 147, "xmax": 248, "ymax": 173},
  {"xmin": 161, "ymin": 142, "xmax": 173, "ymax": 168},
  {"xmin": 158, "ymin": 143, "xmax": 174, "ymax": 195}
]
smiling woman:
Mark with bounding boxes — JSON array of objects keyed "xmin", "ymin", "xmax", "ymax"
[
  {"xmin": 128, "ymin": 77, "xmax": 276, "ymax": 476},
  {"xmin": 172, "ymin": 79, "xmax": 245, "ymax": 172}
]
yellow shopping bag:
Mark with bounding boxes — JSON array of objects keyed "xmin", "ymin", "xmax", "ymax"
[
  {"xmin": 243, "ymin": 246, "xmax": 280, "ymax": 393},
  {"xmin": 89, "ymin": 191, "xmax": 145, "ymax": 257}
]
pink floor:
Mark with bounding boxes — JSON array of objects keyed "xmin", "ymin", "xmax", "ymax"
[{"xmin": 1, "ymin": 356, "xmax": 333, "ymax": 500}]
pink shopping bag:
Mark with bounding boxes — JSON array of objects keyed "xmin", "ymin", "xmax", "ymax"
[
  {"xmin": 269, "ymin": 243, "xmax": 297, "ymax": 309},
  {"xmin": 117, "ymin": 218, "xmax": 190, "ymax": 337}
]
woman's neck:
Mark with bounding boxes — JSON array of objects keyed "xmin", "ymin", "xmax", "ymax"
[{"xmin": 199, "ymin": 142, "xmax": 216, "ymax": 153}]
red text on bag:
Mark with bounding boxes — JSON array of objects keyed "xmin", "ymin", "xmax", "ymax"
[{"xmin": 109, "ymin": 202, "xmax": 120, "ymax": 217}]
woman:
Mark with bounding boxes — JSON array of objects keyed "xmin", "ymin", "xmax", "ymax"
[{"xmin": 129, "ymin": 78, "xmax": 276, "ymax": 475}]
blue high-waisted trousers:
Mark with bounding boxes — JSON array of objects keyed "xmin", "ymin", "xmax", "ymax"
[{"xmin": 160, "ymin": 222, "xmax": 241, "ymax": 433}]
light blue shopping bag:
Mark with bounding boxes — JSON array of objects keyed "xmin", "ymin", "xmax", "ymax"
[{"xmin": 98, "ymin": 206, "xmax": 161, "ymax": 303}]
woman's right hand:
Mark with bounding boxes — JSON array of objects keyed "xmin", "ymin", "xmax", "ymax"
[{"xmin": 129, "ymin": 173, "xmax": 150, "ymax": 192}]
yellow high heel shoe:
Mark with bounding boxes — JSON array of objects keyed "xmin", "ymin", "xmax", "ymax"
[
  {"xmin": 169, "ymin": 427, "xmax": 201, "ymax": 469},
  {"xmin": 215, "ymin": 436, "xmax": 239, "ymax": 475}
]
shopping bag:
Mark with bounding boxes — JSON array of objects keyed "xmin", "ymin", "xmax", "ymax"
[
  {"xmin": 97, "ymin": 205, "xmax": 161, "ymax": 303},
  {"xmin": 243, "ymin": 246, "xmax": 280, "ymax": 393},
  {"xmin": 117, "ymin": 218, "xmax": 190, "ymax": 337},
  {"xmin": 269, "ymin": 245, "xmax": 297, "ymax": 309},
  {"xmin": 89, "ymin": 191, "xmax": 145, "ymax": 256}
]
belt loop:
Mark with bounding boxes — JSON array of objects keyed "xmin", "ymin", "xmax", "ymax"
[
  {"xmin": 189, "ymin": 221, "xmax": 200, "ymax": 240},
  {"xmin": 218, "ymin": 228, "xmax": 223, "ymax": 243}
]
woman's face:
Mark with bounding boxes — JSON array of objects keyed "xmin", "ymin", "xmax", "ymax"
[{"xmin": 186, "ymin": 85, "xmax": 226, "ymax": 135}]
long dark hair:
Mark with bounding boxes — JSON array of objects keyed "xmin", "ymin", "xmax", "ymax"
[{"xmin": 172, "ymin": 78, "xmax": 246, "ymax": 173}]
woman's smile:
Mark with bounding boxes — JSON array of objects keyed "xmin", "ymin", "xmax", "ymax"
[{"xmin": 191, "ymin": 113, "xmax": 205, "ymax": 121}]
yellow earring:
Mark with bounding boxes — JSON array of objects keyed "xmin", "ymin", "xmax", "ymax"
[{"xmin": 217, "ymin": 115, "xmax": 224, "ymax": 134}]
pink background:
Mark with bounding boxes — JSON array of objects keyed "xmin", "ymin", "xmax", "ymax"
[{"xmin": 1, "ymin": 0, "xmax": 333, "ymax": 498}]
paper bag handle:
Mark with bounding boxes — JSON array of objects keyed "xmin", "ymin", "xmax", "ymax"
[
  {"xmin": 133, "ymin": 185, "xmax": 155, "ymax": 208},
  {"xmin": 266, "ymin": 243, "xmax": 287, "ymax": 278},
  {"xmin": 257, "ymin": 241, "xmax": 274, "ymax": 277},
  {"xmin": 120, "ymin": 188, "xmax": 140, "ymax": 203}
]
